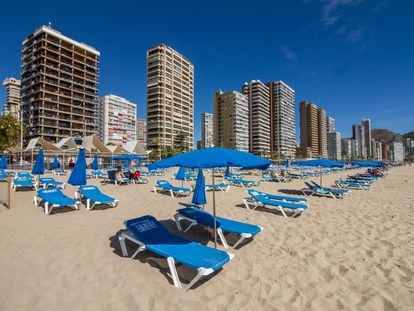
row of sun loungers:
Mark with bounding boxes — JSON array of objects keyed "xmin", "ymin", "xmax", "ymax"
[
  {"xmin": 119, "ymin": 204, "xmax": 264, "ymax": 291},
  {"xmin": 34, "ymin": 185, "xmax": 118, "ymax": 215}
]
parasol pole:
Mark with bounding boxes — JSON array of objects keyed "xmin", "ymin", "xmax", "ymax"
[{"xmin": 213, "ymin": 169, "xmax": 217, "ymax": 248}]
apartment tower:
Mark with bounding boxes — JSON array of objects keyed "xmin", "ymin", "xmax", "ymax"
[
  {"xmin": 2, "ymin": 78, "xmax": 21, "ymax": 120},
  {"xmin": 318, "ymin": 108, "xmax": 328, "ymax": 158},
  {"xmin": 146, "ymin": 44, "xmax": 194, "ymax": 151},
  {"xmin": 267, "ymin": 81, "xmax": 296, "ymax": 159},
  {"xmin": 300, "ymin": 101, "xmax": 328, "ymax": 158},
  {"xmin": 201, "ymin": 112, "xmax": 214, "ymax": 148},
  {"xmin": 98, "ymin": 95, "xmax": 136, "ymax": 146},
  {"xmin": 352, "ymin": 124, "xmax": 366, "ymax": 159},
  {"xmin": 136, "ymin": 118, "xmax": 147, "ymax": 146},
  {"xmin": 327, "ymin": 131, "xmax": 341, "ymax": 160},
  {"xmin": 213, "ymin": 91, "xmax": 249, "ymax": 152},
  {"xmin": 20, "ymin": 25, "xmax": 99, "ymax": 142},
  {"xmin": 362, "ymin": 118, "xmax": 372, "ymax": 158},
  {"xmin": 242, "ymin": 80, "xmax": 270, "ymax": 155}
]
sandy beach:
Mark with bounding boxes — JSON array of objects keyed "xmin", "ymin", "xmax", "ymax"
[{"xmin": 0, "ymin": 166, "xmax": 413, "ymax": 310}]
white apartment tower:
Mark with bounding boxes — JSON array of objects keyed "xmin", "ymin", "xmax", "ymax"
[
  {"xmin": 327, "ymin": 116, "xmax": 335, "ymax": 133},
  {"xmin": 201, "ymin": 112, "xmax": 214, "ymax": 148},
  {"xmin": 362, "ymin": 118, "xmax": 372, "ymax": 158},
  {"xmin": 213, "ymin": 91, "xmax": 249, "ymax": 152},
  {"xmin": 267, "ymin": 81, "xmax": 296, "ymax": 159},
  {"xmin": 2, "ymin": 78, "xmax": 21, "ymax": 120},
  {"xmin": 98, "ymin": 95, "xmax": 136, "ymax": 145},
  {"xmin": 327, "ymin": 131, "xmax": 341, "ymax": 160},
  {"xmin": 146, "ymin": 44, "xmax": 194, "ymax": 151},
  {"xmin": 352, "ymin": 124, "xmax": 366, "ymax": 159},
  {"xmin": 20, "ymin": 25, "xmax": 100, "ymax": 142},
  {"xmin": 242, "ymin": 80, "xmax": 270, "ymax": 155}
]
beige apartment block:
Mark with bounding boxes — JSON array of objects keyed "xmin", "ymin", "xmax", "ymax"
[
  {"xmin": 213, "ymin": 91, "xmax": 249, "ymax": 152},
  {"xmin": 201, "ymin": 112, "xmax": 213, "ymax": 148},
  {"xmin": 2, "ymin": 78, "xmax": 21, "ymax": 120},
  {"xmin": 146, "ymin": 44, "xmax": 194, "ymax": 151}
]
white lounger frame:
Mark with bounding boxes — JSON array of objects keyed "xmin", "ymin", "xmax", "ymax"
[
  {"xmin": 118, "ymin": 230, "xmax": 234, "ymax": 291},
  {"xmin": 242, "ymin": 197, "xmax": 306, "ymax": 218},
  {"xmin": 153, "ymin": 186, "xmax": 191, "ymax": 198},
  {"xmin": 174, "ymin": 213, "xmax": 258, "ymax": 249},
  {"xmin": 33, "ymin": 195, "xmax": 79, "ymax": 215},
  {"xmin": 74, "ymin": 191, "xmax": 119, "ymax": 210},
  {"xmin": 205, "ymin": 184, "xmax": 230, "ymax": 192}
]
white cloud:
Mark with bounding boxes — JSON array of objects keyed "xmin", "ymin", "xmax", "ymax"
[{"xmin": 280, "ymin": 45, "xmax": 297, "ymax": 63}]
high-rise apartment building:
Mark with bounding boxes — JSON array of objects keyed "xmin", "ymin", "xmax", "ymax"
[
  {"xmin": 326, "ymin": 116, "xmax": 335, "ymax": 133},
  {"xmin": 371, "ymin": 139, "xmax": 383, "ymax": 161},
  {"xmin": 20, "ymin": 25, "xmax": 99, "ymax": 142},
  {"xmin": 213, "ymin": 91, "xmax": 249, "ymax": 152},
  {"xmin": 362, "ymin": 118, "xmax": 372, "ymax": 158},
  {"xmin": 300, "ymin": 101, "xmax": 319, "ymax": 157},
  {"xmin": 300, "ymin": 101, "xmax": 327, "ymax": 158},
  {"xmin": 98, "ymin": 95, "xmax": 136, "ymax": 146},
  {"xmin": 389, "ymin": 141, "xmax": 404, "ymax": 162},
  {"xmin": 146, "ymin": 44, "xmax": 194, "ymax": 151},
  {"xmin": 2, "ymin": 78, "xmax": 21, "ymax": 120},
  {"xmin": 201, "ymin": 112, "xmax": 213, "ymax": 148},
  {"xmin": 352, "ymin": 124, "xmax": 366, "ymax": 159},
  {"xmin": 242, "ymin": 80, "xmax": 270, "ymax": 155},
  {"xmin": 318, "ymin": 108, "xmax": 328, "ymax": 158},
  {"xmin": 327, "ymin": 131, "xmax": 341, "ymax": 160},
  {"xmin": 136, "ymin": 118, "xmax": 147, "ymax": 146},
  {"xmin": 267, "ymin": 81, "xmax": 296, "ymax": 159}
]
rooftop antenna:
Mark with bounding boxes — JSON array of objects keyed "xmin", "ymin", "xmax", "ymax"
[{"xmin": 48, "ymin": 21, "xmax": 52, "ymax": 28}]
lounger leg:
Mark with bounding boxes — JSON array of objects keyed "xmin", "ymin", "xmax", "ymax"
[
  {"xmin": 167, "ymin": 257, "xmax": 182, "ymax": 289},
  {"xmin": 217, "ymin": 228, "xmax": 230, "ymax": 249},
  {"xmin": 242, "ymin": 198, "xmax": 251, "ymax": 209},
  {"xmin": 170, "ymin": 189, "xmax": 174, "ymax": 198},
  {"xmin": 232, "ymin": 233, "xmax": 251, "ymax": 249},
  {"xmin": 45, "ymin": 202, "xmax": 50, "ymax": 215},
  {"xmin": 153, "ymin": 187, "xmax": 157, "ymax": 194},
  {"xmin": 278, "ymin": 207, "xmax": 288, "ymax": 218},
  {"xmin": 87, "ymin": 199, "xmax": 91, "ymax": 210}
]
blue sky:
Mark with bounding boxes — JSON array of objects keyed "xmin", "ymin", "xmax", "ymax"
[{"xmin": 0, "ymin": 0, "xmax": 413, "ymax": 142}]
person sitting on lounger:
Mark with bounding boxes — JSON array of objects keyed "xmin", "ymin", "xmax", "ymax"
[{"xmin": 115, "ymin": 166, "xmax": 126, "ymax": 180}]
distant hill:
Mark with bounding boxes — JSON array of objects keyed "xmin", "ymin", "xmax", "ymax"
[
  {"xmin": 371, "ymin": 129, "xmax": 395, "ymax": 142},
  {"xmin": 403, "ymin": 131, "xmax": 414, "ymax": 140}
]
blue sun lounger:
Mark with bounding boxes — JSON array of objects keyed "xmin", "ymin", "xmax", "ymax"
[
  {"xmin": 34, "ymin": 188, "xmax": 79, "ymax": 215},
  {"xmin": 77, "ymin": 185, "xmax": 118, "ymax": 210},
  {"xmin": 154, "ymin": 180, "xmax": 191, "ymax": 198},
  {"xmin": 226, "ymin": 177, "xmax": 260, "ymax": 188},
  {"xmin": 205, "ymin": 183, "xmax": 230, "ymax": 192},
  {"xmin": 310, "ymin": 181, "xmax": 351, "ymax": 195},
  {"xmin": 12, "ymin": 178, "xmax": 36, "ymax": 191},
  {"xmin": 16, "ymin": 171, "xmax": 34, "ymax": 180},
  {"xmin": 247, "ymin": 189, "xmax": 308, "ymax": 204},
  {"xmin": 54, "ymin": 168, "xmax": 67, "ymax": 176},
  {"xmin": 118, "ymin": 215, "xmax": 233, "ymax": 291},
  {"xmin": 174, "ymin": 206, "xmax": 262, "ymax": 249},
  {"xmin": 38, "ymin": 177, "xmax": 66, "ymax": 189},
  {"xmin": 335, "ymin": 178, "xmax": 371, "ymax": 190},
  {"xmin": 0, "ymin": 172, "xmax": 7, "ymax": 182},
  {"xmin": 243, "ymin": 190, "xmax": 308, "ymax": 218},
  {"xmin": 302, "ymin": 182, "xmax": 347, "ymax": 199}
]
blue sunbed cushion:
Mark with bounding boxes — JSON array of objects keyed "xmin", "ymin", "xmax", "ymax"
[
  {"xmin": 37, "ymin": 188, "xmax": 77, "ymax": 206},
  {"xmin": 40, "ymin": 178, "xmax": 63, "ymax": 185},
  {"xmin": 248, "ymin": 189, "xmax": 308, "ymax": 203},
  {"xmin": 13, "ymin": 178, "xmax": 34, "ymax": 187},
  {"xmin": 178, "ymin": 206, "xmax": 261, "ymax": 236},
  {"xmin": 80, "ymin": 185, "xmax": 116, "ymax": 204},
  {"xmin": 249, "ymin": 191, "xmax": 308, "ymax": 210},
  {"xmin": 125, "ymin": 215, "xmax": 231, "ymax": 271}
]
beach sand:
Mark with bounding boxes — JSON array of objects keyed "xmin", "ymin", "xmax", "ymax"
[{"xmin": 0, "ymin": 166, "xmax": 413, "ymax": 310}]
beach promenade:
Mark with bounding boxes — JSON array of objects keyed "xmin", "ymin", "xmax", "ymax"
[{"xmin": 0, "ymin": 166, "xmax": 413, "ymax": 310}]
